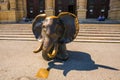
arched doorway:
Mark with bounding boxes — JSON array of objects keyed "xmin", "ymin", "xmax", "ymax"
[
  {"xmin": 86, "ymin": 0, "xmax": 110, "ymax": 18},
  {"xmin": 26, "ymin": 0, "xmax": 45, "ymax": 19},
  {"xmin": 55, "ymin": 0, "xmax": 76, "ymax": 16}
]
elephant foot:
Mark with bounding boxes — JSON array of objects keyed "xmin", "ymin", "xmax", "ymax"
[{"xmin": 56, "ymin": 51, "xmax": 69, "ymax": 61}]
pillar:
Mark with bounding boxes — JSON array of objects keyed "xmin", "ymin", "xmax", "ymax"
[
  {"xmin": 77, "ymin": 0, "xmax": 87, "ymax": 19},
  {"xmin": 45, "ymin": 0, "xmax": 54, "ymax": 16},
  {"xmin": 109, "ymin": 0, "xmax": 120, "ymax": 20},
  {"xmin": 16, "ymin": 0, "xmax": 25, "ymax": 20}
]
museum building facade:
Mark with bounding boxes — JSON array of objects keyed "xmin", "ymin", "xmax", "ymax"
[{"xmin": 0, "ymin": 0, "xmax": 120, "ymax": 22}]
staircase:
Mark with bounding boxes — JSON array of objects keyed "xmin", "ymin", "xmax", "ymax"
[
  {"xmin": 0, "ymin": 24, "xmax": 120, "ymax": 43},
  {"xmin": 0, "ymin": 24, "xmax": 34, "ymax": 41},
  {"xmin": 75, "ymin": 24, "xmax": 120, "ymax": 43}
]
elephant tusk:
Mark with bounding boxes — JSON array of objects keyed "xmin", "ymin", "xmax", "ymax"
[
  {"xmin": 47, "ymin": 44, "xmax": 59, "ymax": 58},
  {"xmin": 33, "ymin": 39, "xmax": 43, "ymax": 53}
]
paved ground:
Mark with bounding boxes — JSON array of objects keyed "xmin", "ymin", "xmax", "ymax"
[{"xmin": 0, "ymin": 24, "xmax": 120, "ymax": 80}]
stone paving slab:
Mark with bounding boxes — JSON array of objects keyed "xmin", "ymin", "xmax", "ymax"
[
  {"xmin": 0, "ymin": 23, "xmax": 120, "ymax": 80},
  {"xmin": 0, "ymin": 40, "xmax": 120, "ymax": 80}
]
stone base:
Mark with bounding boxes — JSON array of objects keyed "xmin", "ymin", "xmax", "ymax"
[
  {"xmin": 0, "ymin": 10, "xmax": 25, "ymax": 23},
  {"xmin": 109, "ymin": 9, "xmax": 120, "ymax": 20},
  {"xmin": 77, "ymin": 9, "xmax": 87, "ymax": 19},
  {"xmin": 0, "ymin": 10, "xmax": 17, "ymax": 22},
  {"xmin": 45, "ymin": 9, "xmax": 55, "ymax": 16},
  {"xmin": 16, "ymin": 10, "xmax": 25, "ymax": 21}
]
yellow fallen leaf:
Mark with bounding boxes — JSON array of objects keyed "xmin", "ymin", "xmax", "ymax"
[{"xmin": 36, "ymin": 68, "xmax": 49, "ymax": 78}]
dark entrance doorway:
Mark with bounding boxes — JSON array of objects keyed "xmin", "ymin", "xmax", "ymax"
[
  {"xmin": 55, "ymin": 0, "xmax": 76, "ymax": 16},
  {"xmin": 27, "ymin": 0, "xmax": 45, "ymax": 19},
  {"xmin": 87, "ymin": 0, "xmax": 110, "ymax": 18}
]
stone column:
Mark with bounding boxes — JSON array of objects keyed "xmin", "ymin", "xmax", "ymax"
[
  {"xmin": 109, "ymin": 0, "xmax": 120, "ymax": 20},
  {"xmin": 77, "ymin": 0, "xmax": 87, "ymax": 19},
  {"xmin": 45, "ymin": 0, "xmax": 54, "ymax": 16},
  {"xmin": 16, "ymin": 0, "xmax": 25, "ymax": 21},
  {"xmin": 17, "ymin": 0, "xmax": 24, "ymax": 10}
]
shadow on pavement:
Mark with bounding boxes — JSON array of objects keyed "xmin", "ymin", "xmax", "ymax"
[{"xmin": 47, "ymin": 50, "xmax": 119, "ymax": 76}]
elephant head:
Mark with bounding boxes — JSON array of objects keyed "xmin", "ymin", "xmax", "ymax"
[{"xmin": 32, "ymin": 12, "xmax": 79, "ymax": 61}]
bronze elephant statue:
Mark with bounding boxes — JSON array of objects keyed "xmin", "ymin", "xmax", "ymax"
[{"xmin": 32, "ymin": 12, "xmax": 79, "ymax": 61}]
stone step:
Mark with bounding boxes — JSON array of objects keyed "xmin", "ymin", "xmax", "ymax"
[
  {"xmin": 0, "ymin": 34, "xmax": 120, "ymax": 43},
  {"xmin": 0, "ymin": 24, "xmax": 32, "ymax": 29},
  {"xmin": 1, "ymin": 31, "xmax": 119, "ymax": 37},
  {"xmin": 78, "ymin": 33, "xmax": 120, "ymax": 37},
  {"xmin": 1, "ymin": 27, "xmax": 119, "ymax": 32},
  {"xmin": 0, "ymin": 30, "xmax": 32, "ymax": 32},
  {"xmin": 0, "ymin": 37, "xmax": 35, "ymax": 41},
  {"xmin": 74, "ymin": 39, "xmax": 120, "ymax": 43},
  {"xmin": 0, "ymin": 34, "xmax": 34, "ymax": 38},
  {"xmin": 1, "ymin": 30, "xmax": 119, "ymax": 34},
  {"xmin": 0, "ymin": 37, "xmax": 119, "ymax": 43},
  {"xmin": 0, "ymin": 24, "xmax": 120, "ymax": 43},
  {"xmin": 76, "ymin": 36, "xmax": 120, "ymax": 40},
  {"xmin": 79, "ymin": 24, "xmax": 120, "ymax": 33},
  {"xmin": 0, "ymin": 33, "xmax": 33, "ymax": 35},
  {"xmin": 79, "ymin": 31, "xmax": 120, "ymax": 34}
]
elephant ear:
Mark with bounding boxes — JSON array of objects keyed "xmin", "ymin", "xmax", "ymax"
[
  {"xmin": 32, "ymin": 14, "xmax": 46, "ymax": 40},
  {"xmin": 58, "ymin": 12, "xmax": 79, "ymax": 43}
]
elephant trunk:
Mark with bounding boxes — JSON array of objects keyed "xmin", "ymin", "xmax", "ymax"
[{"xmin": 42, "ymin": 36, "xmax": 59, "ymax": 59}]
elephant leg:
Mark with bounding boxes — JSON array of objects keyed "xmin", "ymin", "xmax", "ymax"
[{"xmin": 56, "ymin": 43, "xmax": 69, "ymax": 61}]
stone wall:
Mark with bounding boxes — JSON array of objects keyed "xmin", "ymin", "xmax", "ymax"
[
  {"xmin": 0, "ymin": 0, "xmax": 26, "ymax": 23},
  {"xmin": 0, "ymin": 0, "xmax": 16, "ymax": 22},
  {"xmin": 0, "ymin": 0, "xmax": 120, "ymax": 22},
  {"xmin": 0, "ymin": 1, "xmax": 9, "ymax": 10},
  {"xmin": 44, "ymin": 0, "xmax": 87, "ymax": 19}
]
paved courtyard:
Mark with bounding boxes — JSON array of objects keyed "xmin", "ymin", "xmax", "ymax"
[{"xmin": 0, "ymin": 24, "xmax": 120, "ymax": 80}]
